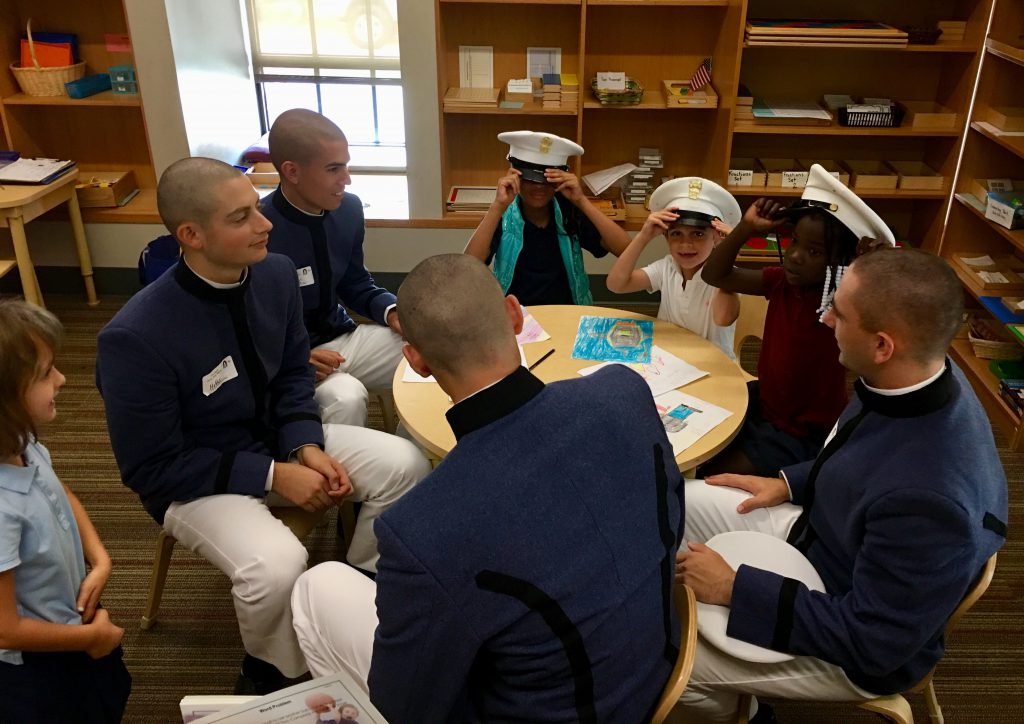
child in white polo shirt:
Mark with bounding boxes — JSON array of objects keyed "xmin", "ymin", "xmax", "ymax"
[{"xmin": 607, "ymin": 177, "xmax": 741, "ymax": 358}]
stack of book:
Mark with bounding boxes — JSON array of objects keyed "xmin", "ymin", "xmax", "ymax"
[
  {"xmin": 736, "ymin": 87, "xmax": 754, "ymax": 121},
  {"xmin": 745, "ymin": 19, "xmax": 908, "ymax": 48},
  {"xmin": 938, "ymin": 21, "xmax": 966, "ymax": 43},
  {"xmin": 443, "ymin": 87, "xmax": 499, "ymax": 110},
  {"xmin": 624, "ymin": 148, "xmax": 662, "ymax": 205},
  {"xmin": 447, "ymin": 186, "xmax": 496, "ymax": 213},
  {"xmin": 542, "ymin": 74, "xmax": 561, "ymax": 109},
  {"xmin": 560, "ymin": 73, "xmax": 579, "ymax": 108}
]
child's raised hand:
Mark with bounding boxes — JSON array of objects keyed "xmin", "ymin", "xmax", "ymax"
[
  {"xmin": 743, "ymin": 198, "xmax": 786, "ymax": 232},
  {"xmin": 494, "ymin": 168, "xmax": 521, "ymax": 209},
  {"xmin": 639, "ymin": 209, "xmax": 680, "ymax": 238},
  {"xmin": 546, "ymin": 169, "xmax": 586, "ymax": 204},
  {"xmin": 85, "ymin": 608, "xmax": 124, "ymax": 659},
  {"xmin": 711, "ymin": 218, "xmax": 733, "ymax": 237}
]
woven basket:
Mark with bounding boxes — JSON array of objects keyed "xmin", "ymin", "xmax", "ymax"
[
  {"xmin": 968, "ymin": 315, "xmax": 1023, "ymax": 360},
  {"xmin": 591, "ymin": 78, "xmax": 644, "ymax": 105},
  {"xmin": 9, "ymin": 19, "xmax": 85, "ymax": 97}
]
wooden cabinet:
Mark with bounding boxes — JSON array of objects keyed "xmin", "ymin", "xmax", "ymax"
[
  {"xmin": 0, "ymin": 0, "xmax": 157, "ymax": 223},
  {"xmin": 434, "ymin": 0, "xmax": 990, "ymax": 252},
  {"xmin": 938, "ymin": 0, "xmax": 1024, "ymax": 447}
]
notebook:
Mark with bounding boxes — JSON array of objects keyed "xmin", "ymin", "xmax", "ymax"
[{"xmin": 0, "ymin": 158, "xmax": 76, "ymax": 184}]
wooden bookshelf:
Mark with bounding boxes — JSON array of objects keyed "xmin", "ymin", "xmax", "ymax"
[
  {"xmin": 937, "ymin": 0, "xmax": 1024, "ymax": 448},
  {"xmin": 434, "ymin": 0, "xmax": 990, "ymax": 254},
  {"xmin": 0, "ymin": 0, "xmax": 157, "ymax": 217}
]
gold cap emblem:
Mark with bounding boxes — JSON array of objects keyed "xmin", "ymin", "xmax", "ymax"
[
  {"xmin": 688, "ymin": 178, "xmax": 702, "ymax": 200},
  {"xmin": 539, "ymin": 136, "xmax": 552, "ymax": 154}
]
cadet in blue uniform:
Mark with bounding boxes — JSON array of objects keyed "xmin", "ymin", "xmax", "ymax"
[
  {"xmin": 464, "ymin": 131, "xmax": 630, "ymax": 305},
  {"xmin": 676, "ymin": 248, "xmax": 1008, "ymax": 723},
  {"xmin": 96, "ymin": 158, "xmax": 428, "ymax": 694},
  {"xmin": 262, "ymin": 109, "xmax": 404, "ymax": 427},
  {"xmin": 292, "ymin": 254, "xmax": 684, "ymax": 722}
]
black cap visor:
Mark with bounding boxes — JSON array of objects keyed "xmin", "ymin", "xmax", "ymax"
[
  {"xmin": 509, "ymin": 156, "xmax": 568, "ymax": 184},
  {"xmin": 668, "ymin": 209, "xmax": 717, "ymax": 228}
]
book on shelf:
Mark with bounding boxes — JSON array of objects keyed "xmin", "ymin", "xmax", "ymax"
[
  {"xmin": 447, "ymin": 185, "xmax": 497, "ymax": 213},
  {"xmin": 181, "ymin": 672, "xmax": 386, "ymax": 723},
  {"xmin": 745, "ymin": 19, "xmax": 908, "ymax": 46},
  {"xmin": 443, "ymin": 87, "xmax": 499, "ymax": 109}
]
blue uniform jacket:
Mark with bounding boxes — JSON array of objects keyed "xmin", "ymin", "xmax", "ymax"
[
  {"xmin": 369, "ymin": 365, "xmax": 684, "ymax": 723},
  {"xmin": 96, "ymin": 255, "xmax": 323, "ymax": 523},
  {"xmin": 262, "ymin": 188, "xmax": 396, "ymax": 346},
  {"xmin": 727, "ymin": 362, "xmax": 1008, "ymax": 694}
]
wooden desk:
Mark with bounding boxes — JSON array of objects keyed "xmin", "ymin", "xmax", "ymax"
[
  {"xmin": 0, "ymin": 170, "xmax": 98, "ymax": 307},
  {"xmin": 393, "ymin": 305, "xmax": 749, "ymax": 473}
]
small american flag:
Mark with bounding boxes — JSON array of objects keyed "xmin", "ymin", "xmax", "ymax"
[{"xmin": 689, "ymin": 57, "xmax": 713, "ymax": 92}]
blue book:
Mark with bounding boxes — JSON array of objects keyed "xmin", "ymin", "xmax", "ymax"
[
  {"xmin": 542, "ymin": 73, "xmax": 561, "ymax": 88},
  {"xmin": 980, "ymin": 296, "xmax": 1024, "ymax": 324}
]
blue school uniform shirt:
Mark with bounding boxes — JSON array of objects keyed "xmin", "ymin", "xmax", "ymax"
[{"xmin": 0, "ymin": 440, "xmax": 85, "ymax": 665}]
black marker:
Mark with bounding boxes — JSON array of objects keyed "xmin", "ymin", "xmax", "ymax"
[{"xmin": 528, "ymin": 348, "xmax": 555, "ymax": 371}]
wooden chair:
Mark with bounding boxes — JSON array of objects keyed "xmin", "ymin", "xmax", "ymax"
[
  {"xmin": 732, "ymin": 294, "xmax": 768, "ymax": 381},
  {"xmin": 650, "ymin": 584, "xmax": 699, "ymax": 724},
  {"xmin": 735, "ymin": 554, "xmax": 998, "ymax": 724},
  {"xmin": 139, "ymin": 504, "xmax": 354, "ymax": 630},
  {"xmin": 369, "ymin": 388, "xmax": 397, "ymax": 434}
]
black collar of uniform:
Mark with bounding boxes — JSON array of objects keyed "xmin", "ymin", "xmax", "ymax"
[
  {"xmin": 271, "ymin": 187, "xmax": 327, "ymax": 227},
  {"xmin": 446, "ymin": 366, "xmax": 545, "ymax": 441},
  {"xmin": 853, "ymin": 360, "xmax": 954, "ymax": 418},
  {"xmin": 175, "ymin": 260, "xmax": 250, "ymax": 304}
]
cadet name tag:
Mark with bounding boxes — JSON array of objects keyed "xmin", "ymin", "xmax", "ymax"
[
  {"xmin": 297, "ymin": 266, "xmax": 314, "ymax": 287},
  {"xmin": 203, "ymin": 356, "xmax": 239, "ymax": 397}
]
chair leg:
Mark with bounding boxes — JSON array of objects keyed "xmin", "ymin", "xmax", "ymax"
[
  {"xmin": 859, "ymin": 694, "xmax": 914, "ymax": 724},
  {"xmin": 140, "ymin": 531, "xmax": 177, "ymax": 630},
  {"xmin": 371, "ymin": 389, "xmax": 397, "ymax": 435},
  {"xmin": 923, "ymin": 681, "xmax": 943, "ymax": 724},
  {"xmin": 337, "ymin": 501, "xmax": 357, "ymax": 559}
]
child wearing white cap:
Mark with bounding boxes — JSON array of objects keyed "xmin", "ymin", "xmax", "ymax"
[
  {"xmin": 607, "ymin": 177, "xmax": 741, "ymax": 359},
  {"xmin": 699, "ymin": 164, "xmax": 894, "ymax": 478},
  {"xmin": 464, "ymin": 131, "xmax": 631, "ymax": 305}
]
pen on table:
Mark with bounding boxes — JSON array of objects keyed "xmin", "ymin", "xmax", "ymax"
[{"xmin": 528, "ymin": 348, "xmax": 555, "ymax": 371}]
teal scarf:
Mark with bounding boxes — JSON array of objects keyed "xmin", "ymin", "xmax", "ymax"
[{"xmin": 492, "ymin": 198, "xmax": 593, "ymax": 305}]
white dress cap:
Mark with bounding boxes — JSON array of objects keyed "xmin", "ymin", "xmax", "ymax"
[
  {"xmin": 649, "ymin": 177, "xmax": 742, "ymax": 228},
  {"xmin": 497, "ymin": 130, "xmax": 585, "ymax": 167},
  {"xmin": 797, "ymin": 164, "xmax": 896, "ymax": 245}
]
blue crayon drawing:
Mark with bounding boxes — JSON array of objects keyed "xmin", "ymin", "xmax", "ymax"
[{"xmin": 571, "ymin": 316, "xmax": 653, "ymax": 363}]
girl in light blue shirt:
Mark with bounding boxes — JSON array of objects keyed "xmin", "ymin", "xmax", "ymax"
[{"xmin": 0, "ymin": 300, "xmax": 130, "ymax": 722}]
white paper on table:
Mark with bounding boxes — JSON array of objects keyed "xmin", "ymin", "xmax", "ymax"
[
  {"xmin": 403, "ymin": 346, "xmax": 528, "ymax": 382},
  {"xmin": 582, "ymin": 163, "xmax": 638, "ymax": 195},
  {"xmin": 653, "ymin": 389, "xmax": 733, "ymax": 458},
  {"xmin": 576, "ymin": 345, "xmax": 708, "ymax": 398},
  {"xmin": 517, "ymin": 306, "xmax": 551, "ymax": 344}
]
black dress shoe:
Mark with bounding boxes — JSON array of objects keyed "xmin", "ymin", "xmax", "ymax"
[
  {"xmin": 234, "ymin": 654, "xmax": 290, "ymax": 696},
  {"xmin": 749, "ymin": 701, "xmax": 777, "ymax": 724}
]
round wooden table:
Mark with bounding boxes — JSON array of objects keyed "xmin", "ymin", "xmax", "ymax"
[{"xmin": 393, "ymin": 305, "xmax": 749, "ymax": 473}]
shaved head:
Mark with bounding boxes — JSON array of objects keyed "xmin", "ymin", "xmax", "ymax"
[
  {"xmin": 269, "ymin": 109, "xmax": 347, "ymax": 171},
  {"xmin": 850, "ymin": 248, "xmax": 964, "ymax": 364},
  {"xmin": 157, "ymin": 157, "xmax": 242, "ymax": 235},
  {"xmin": 399, "ymin": 255, "xmax": 518, "ymax": 376}
]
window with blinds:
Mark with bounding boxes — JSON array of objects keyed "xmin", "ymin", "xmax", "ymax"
[{"xmin": 246, "ymin": 0, "xmax": 406, "ymax": 170}]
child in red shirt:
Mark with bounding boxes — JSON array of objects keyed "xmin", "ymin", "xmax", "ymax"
[{"xmin": 700, "ymin": 165, "xmax": 894, "ymax": 476}]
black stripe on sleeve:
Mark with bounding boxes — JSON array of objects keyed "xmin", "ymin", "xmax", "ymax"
[
  {"xmin": 983, "ymin": 512, "xmax": 1008, "ymax": 537},
  {"xmin": 475, "ymin": 570, "xmax": 596, "ymax": 724},
  {"xmin": 770, "ymin": 577, "xmax": 801, "ymax": 651},
  {"xmin": 215, "ymin": 451, "xmax": 237, "ymax": 494}
]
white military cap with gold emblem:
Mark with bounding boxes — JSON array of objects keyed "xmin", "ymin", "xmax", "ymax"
[
  {"xmin": 782, "ymin": 164, "xmax": 895, "ymax": 245},
  {"xmin": 497, "ymin": 130, "xmax": 584, "ymax": 183},
  {"xmin": 649, "ymin": 177, "xmax": 742, "ymax": 229}
]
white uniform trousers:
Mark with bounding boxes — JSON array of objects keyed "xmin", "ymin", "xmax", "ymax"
[
  {"xmin": 314, "ymin": 324, "xmax": 404, "ymax": 427},
  {"xmin": 292, "ymin": 561, "xmax": 377, "ymax": 685},
  {"xmin": 679, "ymin": 480, "xmax": 874, "ymax": 723},
  {"xmin": 163, "ymin": 424, "xmax": 427, "ymax": 678}
]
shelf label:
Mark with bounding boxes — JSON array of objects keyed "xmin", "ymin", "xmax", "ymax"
[
  {"xmin": 596, "ymin": 72, "xmax": 626, "ymax": 91},
  {"xmin": 728, "ymin": 169, "xmax": 754, "ymax": 186},
  {"xmin": 985, "ymin": 196, "xmax": 1021, "ymax": 230},
  {"xmin": 781, "ymin": 171, "xmax": 807, "ymax": 189}
]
